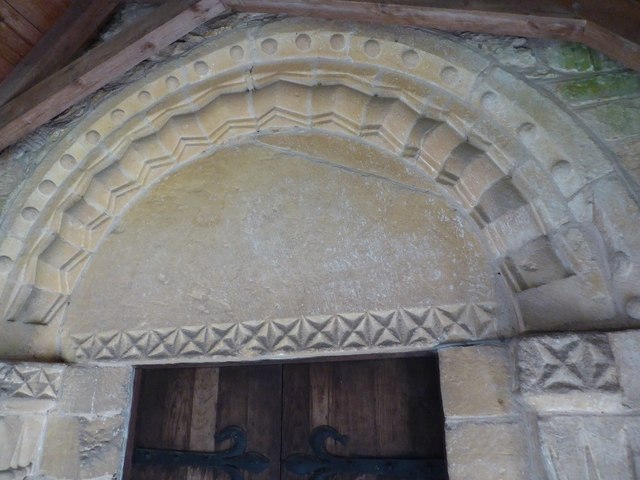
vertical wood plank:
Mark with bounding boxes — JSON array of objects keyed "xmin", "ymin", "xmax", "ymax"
[
  {"xmin": 282, "ymin": 364, "xmax": 312, "ymax": 480},
  {"xmin": 189, "ymin": 367, "xmax": 220, "ymax": 450},
  {"xmin": 0, "ymin": 21, "xmax": 33, "ymax": 66},
  {"xmin": 0, "ymin": 1, "xmax": 40, "ymax": 44},
  {"xmin": 5, "ymin": 0, "xmax": 71, "ymax": 32},
  {"xmin": 0, "ymin": 55, "xmax": 12, "ymax": 78},
  {"xmin": 130, "ymin": 369, "xmax": 167, "ymax": 480},
  {"xmin": 283, "ymin": 356, "xmax": 447, "ymax": 480},
  {"xmin": 188, "ymin": 367, "xmax": 220, "ymax": 480},
  {"xmin": 327, "ymin": 360, "xmax": 378, "ymax": 456},
  {"xmin": 216, "ymin": 365, "xmax": 282, "ymax": 480},
  {"xmin": 130, "ymin": 368, "xmax": 197, "ymax": 480},
  {"xmin": 160, "ymin": 368, "xmax": 197, "ymax": 450},
  {"xmin": 411, "ymin": 355, "xmax": 446, "ymax": 458},
  {"xmin": 309, "ymin": 363, "xmax": 331, "ymax": 429}
]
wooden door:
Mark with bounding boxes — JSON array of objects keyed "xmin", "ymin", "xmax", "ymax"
[
  {"xmin": 129, "ymin": 365, "xmax": 282, "ymax": 480},
  {"xmin": 282, "ymin": 357, "xmax": 446, "ymax": 480},
  {"xmin": 126, "ymin": 356, "xmax": 447, "ymax": 480}
]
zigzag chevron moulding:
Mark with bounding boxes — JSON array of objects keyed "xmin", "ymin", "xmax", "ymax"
[{"xmin": 70, "ymin": 303, "xmax": 497, "ymax": 362}]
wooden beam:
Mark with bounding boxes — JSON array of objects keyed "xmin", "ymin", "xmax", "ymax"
[
  {"xmin": 223, "ymin": 0, "xmax": 586, "ymax": 40},
  {"xmin": 575, "ymin": 0, "xmax": 640, "ymax": 71},
  {"xmin": 0, "ymin": 0, "xmax": 227, "ymax": 153},
  {"xmin": 223, "ymin": 0, "xmax": 640, "ymax": 70},
  {"xmin": 0, "ymin": 0, "xmax": 121, "ymax": 107},
  {"xmin": 0, "ymin": 1, "xmax": 39, "ymax": 67},
  {"xmin": 5, "ymin": 0, "xmax": 72, "ymax": 33},
  {"xmin": 0, "ymin": 0, "xmax": 41, "ymax": 44},
  {"xmin": 1, "ymin": 0, "xmax": 638, "ymax": 153}
]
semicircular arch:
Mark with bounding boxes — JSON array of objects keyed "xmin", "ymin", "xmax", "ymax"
[{"xmin": 0, "ymin": 18, "xmax": 618, "ymax": 359}]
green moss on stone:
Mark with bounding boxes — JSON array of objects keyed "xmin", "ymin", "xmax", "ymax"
[
  {"xmin": 549, "ymin": 43, "xmax": 595, "ymax": 72},
  {"xmin": 557, "ymin": 72, "xmax": 640, "ymax": 103},
  {"xmin": 546, "ymin": 42, "xmax": 621, "ymax": 73}
]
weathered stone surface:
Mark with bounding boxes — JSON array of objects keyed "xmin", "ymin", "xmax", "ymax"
[
  {"xmin": 626, "ymin": 297, "xmax": 640, "ymax": 320},
  {"xmin": 610, "ymin": 136, "xmax": 640, "ymax": 189},
  {"xmin": 458, "ymin": 34, "xmax": 536, "ymax": 69},
  {"xmin": 0, "ymin": 159, "xmax": 29, "ymax": 217},
  {"xmin": 517, "ymin": 334, "xmax": 624, "ymax": 411},
  {"xmin": 0, "ymin": 415, "xmax": 44, "ymax": 472},
  {"xmin": 541, "ymin": 42, "xmax": 615, "ymax": 73},
  {"xmin": 40, "ymin": 414, "xmax": 126, "ymax": 479},
  {"xmin": 518, "ymin": 334, "xmax": 618, "ymax": 393},
  {"xmin": 439, "ymin": 345, "xmax": 513, "ymax": 417},
  {"xmin": 0, "ymin": 364, "xmax": 63, "ymax": 400},
  {"xmin": 55, "ymin": 366, "xmax": 132, "ymax": 414},
  {"xmin": 502, "ymin": 235, "xmax": 572, "ymax": 291},
  {"xmin": 62, "ymin": 142, "xmax": 497, "ymax": 341},
  {"xmin": 445, "ymin": 421, "xmax": 528, "ymax": 480},
  {"xmin": 609, "ymin": 330, "xmax": 640, "ymax": 409},
  {"xmin": 591, "ymin": 176, "xmax": 640, "ymax": 322},
  {"xmin": 40, "ymin": 416, "xmax": 79, "ymax": 478},
  {"xmin": 538, "ymin": 415, "xmax": 640, "ymax": 480},
  {"xmin": 517, "ymin": 273, "xmax": 616, "ymax": 331},
  {"xmin": 550, "ymin": 72, "xmax": 640, "ymax": 105},
  {"xmin": 579, "ymin": 97, "xmax": 640, "ymax": 141},
  {"xmin": 0, "ymin": 467, "xmax": 28, "ymax": 479}
]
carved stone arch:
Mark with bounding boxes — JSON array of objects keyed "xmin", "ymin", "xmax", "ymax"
[{"xmin": 0, "ymin": 18, "xmax": 624, "ymax": 360}]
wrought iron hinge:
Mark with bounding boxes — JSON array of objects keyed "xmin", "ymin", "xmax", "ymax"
[
  {"xmin": 133, "ymin": 425, "xmax": 270, "ymax": 480},
  {"xmin": 284, "ymin": 425, "xmax": 448, "ymax": 480}
]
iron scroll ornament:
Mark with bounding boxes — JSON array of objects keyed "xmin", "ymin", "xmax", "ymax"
[
  {"xmin": 284, "ymin": 425, "xmax": 448, "ymax": 480},
  {"xmin": 132, "ymin": 425, "xmax": 270, "ymax": 480}
]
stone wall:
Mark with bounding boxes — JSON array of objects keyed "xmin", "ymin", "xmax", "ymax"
[
  {"xmin": 454, "ymin": 33, "xmax": 640, "ymax": 329},
  {"xmin": 0, "ymin": 364, "xmax": 132, "ymax": 479},
  {"xmin": 456, "ymin": 34, "xmax": 640, "ymax": 194},
  {"xmin": 2, "ymin": 331, "xmax": 639, "ymax": 479},
  {"xmin": 441, "ymin": 331, "xmax": 640, "ymax": 480}
]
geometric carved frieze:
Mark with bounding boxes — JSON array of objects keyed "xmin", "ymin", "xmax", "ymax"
[
  {"xmin": 70, "ymin": 303, "xmax": 497, "ymax": 363},
  {"xmin": 517, "ymin": 334, "xmax": 620, "ymax": 394},
  {"xmin": 0, "ymin": 363, "xmax": 63, "ymax": 399}
]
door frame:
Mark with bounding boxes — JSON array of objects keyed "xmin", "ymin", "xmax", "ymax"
[{"xmin": 122, "ymin": 350, "xmax": 446, "ymax": 480}]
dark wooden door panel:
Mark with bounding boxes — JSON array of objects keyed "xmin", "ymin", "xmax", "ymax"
[
  {"xmin": 129, "ymin": 365, "xmax": 283, "ymax": 480},
  {"xmin": 282, "ymin": 357, "xmax": 446, "ymax": 480},
  {"xmin": 215, "ymin": 365, "xmax": 283, "ymax": 480},
  {"xmin": 127, "ymin": 356, "xmax": 446, "ymax": 480},
  {"xmin": 188, "ymin": 367, "xmax": 220, "ymax": 480},
  {"xmin": 133, "ymin": 367, "xmax": 197, "ymax": 480}
]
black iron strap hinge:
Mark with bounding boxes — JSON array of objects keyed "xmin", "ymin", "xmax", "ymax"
[
  {"xmin": 132, "ymin": 425, "xmax": 269, "ymax": 480},
  {"xmin": 133, "ymin": 424, "xmax": 447, "ymax": 480},
  {"xmin": 284, "ymin": 425, "xmax": 448, "ymax": 480}
]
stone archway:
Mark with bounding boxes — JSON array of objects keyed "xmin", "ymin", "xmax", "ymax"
[
  {"xmin": 0, "ymin": 17, "xmax": 631, "ymax": 361},
  {"xmin": 1, "ymin": 16, "xmax": 640, "ymax": 480}
]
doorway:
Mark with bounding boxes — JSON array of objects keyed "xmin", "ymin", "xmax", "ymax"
[{"xmin": 125, "ymin": 356, "xmax": 448, "ymax": 480}]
